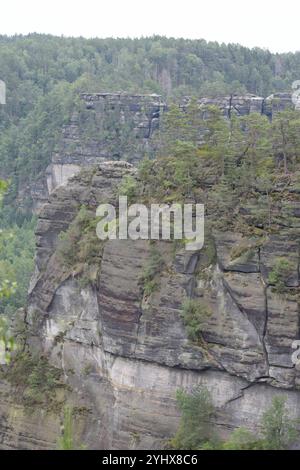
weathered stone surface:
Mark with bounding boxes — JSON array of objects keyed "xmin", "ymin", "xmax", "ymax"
[
  {"xmin": 223, "ymin": 272, "xmax": 266, "ymax": 336},
  {"xmin": 265, "ymin": 291, "xmax": 299, "ymax": 373},
  {"xmin": 0, "ymin": 381, "xmax": 61, "ymax": 449},
  {"xmin": 200, "ymin": 267, "xmax": 268, "ymax": 381},
  {"xmin": 263, "ymin": 92, "xmax": 294, "ymax": 118},
  {"xmin": 2, "ymin": 152, "xmax": 300, "ymax": 449}
]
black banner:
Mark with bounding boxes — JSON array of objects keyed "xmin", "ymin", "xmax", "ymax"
[{"xmin": 0, "ymin": 450, "xmax": 296, "ymax": 467}]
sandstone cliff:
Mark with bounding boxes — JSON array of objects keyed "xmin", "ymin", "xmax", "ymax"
[{"xmin": 1, "ymin": 155, "xmax": 299, "ymax": 449}]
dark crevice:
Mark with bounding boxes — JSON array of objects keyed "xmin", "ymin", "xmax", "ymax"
[
  {"xmin": 258, "ymin": 246, "xmax": 270, "ymax": 376},
  {"xmin": 269, "ymin": 364, "xmax": 295, "ymax": 371},
  {"xmin": 224, "ymin": 381, "xmax": 256, "ymax": 405},
  {"xmin": 133, "ymin": 307, "xmax": 144, "ymax": 356},
  {"xmin": 228, "ymin": 95, "xmax": 233, "ymax": 119}
]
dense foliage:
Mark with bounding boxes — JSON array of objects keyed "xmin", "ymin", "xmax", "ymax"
[
  {"xmin": 130, "ymin": 102, "xmax": 300, "ymax": 223},
  {"xmin": 0, "ymin": 179, "xmax": 35, "ymax": 319},
  {"xmin": 0, "ymin": 217, "xmax": 35, "ymax": 315}
]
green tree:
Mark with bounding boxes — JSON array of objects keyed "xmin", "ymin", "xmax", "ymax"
[
  {"xmin": 261, "ymin": 396, "xmax": 298, "ymax": 449},
  {"xmin": 0, "ymin": 180, "xmax": 17, "ymax": 301},
  {"xmin": 238, "ymin": 113, "xmax": 272, "ymax": 177},
  {"xmin": 268, "ymin": 258, "xmax": 293, "ymax": 293},
  {"xmin": 170, "ymin": 386, "xmax": 216, "ymax": 450},
  {"xmin": 0, "ymin": 221, "xmax": 35, "ymax": 315},
  {"xmin": 0, "ymin": 317, "xmax": 15, "ymax": 364},
  {"xmin": 158, "ymin": 103, "xmax": 190, "ymax": 156},
  {"xmin": 271, "ymin": 110, "xmax": 300, "ymax": 174},
  {"xmin": 0, "ymin": 180, "xmax": 17, "ymax": 364},
  {"xmin": 202, "ymin": 105, "xmax": 230, "ymax": 176}
]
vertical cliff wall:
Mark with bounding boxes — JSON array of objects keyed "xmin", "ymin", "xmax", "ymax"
[
  {"xmin": 36, "ymin": 93, "xmax": 165, "ymax": 207},
  {"xmin": 1, "ymin": 157, "xmax": 298, "ymax": 449}
]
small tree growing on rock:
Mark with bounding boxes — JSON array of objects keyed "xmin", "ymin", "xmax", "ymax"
[
  {"xmin": 261, "ymin": 396, "xmax": 298, "ymax": 450},
  {"xmin": 170, "ymin": 386, "xmax": 216, "ymax": 450}
]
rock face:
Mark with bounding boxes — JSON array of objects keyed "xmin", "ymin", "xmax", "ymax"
[
  {"xmin": 2, "ymin": 160, "xmax": 299, "ymax": 450},
  {"xmin": 34, "ymin": 93, "xmax": 165, "ymax": 208},
  {"xmin": 3, "ymin": 89, "xmax": 300, "ymax": 449},
  {"xmin": 32, "ymin": 92, "xmax": 296, "ymax": 209},
  {"xmin": 182, "ymin": 92, "xmax": 295, "ymax": 118}
]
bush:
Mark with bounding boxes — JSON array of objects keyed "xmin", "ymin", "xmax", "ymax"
[
  {"xmin": 181, "ymin": 298, "xmax": 211, "ymax": 343},
  {"xmin": 58, "ymin": 406, "xmax": 75, "ymax": 450},
  {"xmin": 268, "ymin": 258, "xmax": 293, "ymax": 294},
  {"xmin": 57, "ymin": 206, "xmax": 103, "ymax": 285},
  {"xmin": 118, "ymin": 175, "xmax": 138, "ymax": 203},
  {"xmin": 0, "ymin": 317, "xmax": 15, "ymax": 364},
  {"xmin": 139, "ymin": 245, "xmax": 165, "ymax": 297}
]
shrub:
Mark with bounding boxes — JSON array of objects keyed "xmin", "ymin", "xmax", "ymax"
[
  {"xmin": 139, "ymin": 245, "xmax": 165, "ymax": 297},
  {"xmin": 118, "ymin": 175, "xmax": 138, "ymax": 203},
  {"xmin": 268, "ymin": 258, "xmax": 293, "ymax": 294},
  {"xmin": 181, "ymin": 298, "xmax": 211, "ymax": 343},
  {"xmin": 0, "ymin": 317, "xmax": 16, "ymax": 364},
  {"xmin": 57, "ymin": 206, "xmax": 103, "ymax": 285},
  {"xmin": 3, "ymin": 351, "xmax": 65, "ymax": 411}
]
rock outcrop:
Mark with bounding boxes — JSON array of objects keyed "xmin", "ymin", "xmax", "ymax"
[
  {"xmin": 32, "ymin": 92, "xmax": 297, "ymax": 209},
  {"xmin": 35, "ymin": 93, "xmax": 165, "ymax": 208},
  {"xmin": 2, "ymin": 159, "xmax": 299, "ymax": 449}
]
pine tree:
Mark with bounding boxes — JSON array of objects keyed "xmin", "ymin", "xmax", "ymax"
[{"xmin": 271, "ymin": 110, "xmax": 300, "ymax": 174}]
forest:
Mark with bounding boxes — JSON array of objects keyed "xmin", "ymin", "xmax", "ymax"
[{"xmin": 1, "ymin": 34, "xmax": 300, "ymax": 190}]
